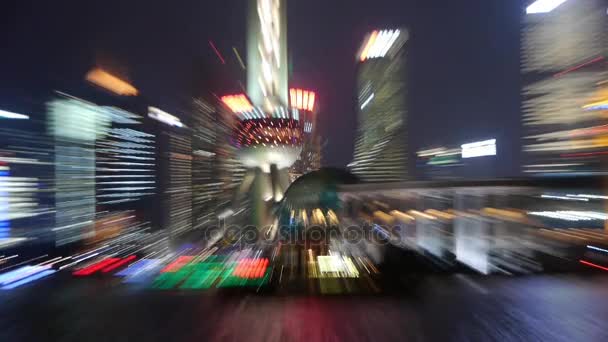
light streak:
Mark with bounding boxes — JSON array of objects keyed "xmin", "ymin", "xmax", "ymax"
[
  {"xmin": 160, "ymin": 256, "xmax": 194, "ymax": 273},
  {"xmin": 101, "ymin": 255, "xmax": 137, "ymax": 273},
  {"xmin": 148, "ymin": 107, "xmax": 184, "ymax": 127},
  {"xmin": 541, "ymin": 194, "xmax": 588, "ymax": 202},
  {"xmin": 526, "ymin": 0, "xmax": 569, "ymax": 14},
  {"xmin": 1, "ymin": 270, "xmax": 56, "ymax": 290},
  {"xmin": 73, "ymin": 258, "xmax": 120, "ymax": 276},
  {"xmin": 85, "ymin": 68, "xmax": 138, "ymax": 96},
  {"xmin": 0, "ymin": 265, "xmax": 50, "ymax": 285},
  {"xmin": 587, "ymin": 245, "xmax": 608, "ymax": 254},
  {"xmin": 209, "ymin": 40, "xmax": 226, "ymax": 64},
  {"xmin": 233, "ymin": 47, "xmax": 246, "ymax": 69},
  {"xmin": 579, "ymin": 260, "xmax": 608, "ymax": 272},
  {"xmin": 554, "ymin": 56, "xmax": 604, "ymax": 78},
  {"xmin": 0, "ymin": 109, "xmax": 29, "ymax": 120},
  {"xmin": 360, "ymin": 93, "xmax": 375, "ymax": 109}
]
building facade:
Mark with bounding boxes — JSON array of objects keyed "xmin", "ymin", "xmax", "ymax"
[
  {"xmin": 191, "ymin": 97, "xmax": 244, "ymax": 230},
  {"xmin": 522, "ymin": 0, "xmax": 608, "ymax": 175},
  {"xmin": 349, "ymin": 29, "xmax": 409, "ymax": 182}
]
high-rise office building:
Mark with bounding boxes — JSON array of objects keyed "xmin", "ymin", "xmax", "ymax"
[
  {"xmin": 0, "ymin": 113, "xmax": 54, "ymax": 245},
  {"xmin": 149, "ymin": 106, "xmax": 193, "ymax": 238},
  {"xmin": 94, "ymin": 105, "xmax": 156, "ymax": 242},
  {"xmin": 522, "ymin": 0, "xmax": 608, "ymax": 175},
  {"xmin": 191, "ymin": 97, "xmax": 244, "ymax": 230},
  {"xmin": 349, "ymin": 28, "xmax": 409, "ymax": 182}
]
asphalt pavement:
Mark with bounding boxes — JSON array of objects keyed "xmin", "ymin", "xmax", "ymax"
[{"xmin": 2, "ymin": 272, "xmax": 608, "ymax": 341}]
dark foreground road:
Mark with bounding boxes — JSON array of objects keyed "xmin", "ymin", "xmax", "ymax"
[{"xmin": 2, "ymin": 273, "xmax": 608, "ymax": 342}]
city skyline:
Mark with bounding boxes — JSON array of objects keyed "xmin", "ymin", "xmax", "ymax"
[
  {"xmin": 4, "ymin": 2, "xmax": 608, "ymax": 340},
  {"xmin": 1, "ymin": 0, "xmax": 521, "ymax": 177}
]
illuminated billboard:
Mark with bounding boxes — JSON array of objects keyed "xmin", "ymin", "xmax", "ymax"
[{"xmin": 461, "ymin": 139, "xmax": 497, "ymax": 158}]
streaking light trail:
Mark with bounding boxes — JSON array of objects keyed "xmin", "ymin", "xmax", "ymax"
[
  {"xmin": 587, "ymin": 245, "xmax": 608, "ymax": 254},
  {"xmin": 209, "ymin": 40, "xmax": 226, "ymax": 64},
  {"xmin": 148, "ymin": 107, "xmax": 184, "ymax": 127},
  {"xmin": 85, "ymin": 68, "xmax": 138, "ymax": 96},
  {"xmin": 101, "ymin": 255, "xmax": 137, "ymax": 273},
  {"xmin": 233, "ymin": 47, "xmax": 246, "ymax": 70},
  {"xmin": 579, "ymin": 260, "xmax": 608, "ymax": 272},
  {"xmin": 360, "ymin": 93, "xmax": 375, "ymax": 110},
  {"xmin": 0, "ymin": 109, "xmax": 29, "ymax": 120},
  {"xmin": 526, "ymin": 0, "xmax": 569, "ymax": 14},
  {"xmin": 1, "ymin": 269, "xmax": 56, "ymax": 290},
  {"xmin": 73, "ymin": 258, "xmax": 120, "ymax": 276}
]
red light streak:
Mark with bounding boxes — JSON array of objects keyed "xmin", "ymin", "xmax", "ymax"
[
  {"xmin": 73, "ymin": 258, "xmax": 120, "ymax": 276},
  {"xmin": 209, "ymin": 40, "xmax": 226, "ymax": 65},
  {"xmin": 160, "ymin": 256, "xmax": 194, "ymax": 273},
  {"xmin": 101, "ymin": 255, "xmax": 137, "ymax": 273},
  {"xmin": 579, "ymin": 260, "xmax": 608, "ymax": 272},
  {"xmin": 554, "ymin": 56, "xmax": 604, "ymax": 78},
  {"xmin": 233, "ymin": 258, "xmax": 268, "ymax": 279}
]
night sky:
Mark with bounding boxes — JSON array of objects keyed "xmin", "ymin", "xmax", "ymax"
[{"xmin": 2, "ymin": 0, "xmax": 524, "ymax": 177}]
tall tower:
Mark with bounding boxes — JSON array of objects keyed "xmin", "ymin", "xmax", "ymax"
[
  {"xmin": 522, "ymin": 0, "xmax": 608, "ymax": 175},
  {"xmin": 223, "ymin": 0, "xmax": 302, "ymax": 227},
  {"xmin": 246, "ymin": 0, "xmax": 289, "ymax": 111},
  {"xmin": 349, "ymin": 28, "xmax": 409, "ymax": 182}
]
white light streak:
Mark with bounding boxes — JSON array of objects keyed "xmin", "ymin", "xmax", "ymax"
[
  {"xmin": 541, "ymin": 194, "xmax": 588, "ymax": 202},
  {"xmin": 587, "ymin": 245, "xmax": 608, "ymax": 254},
  {"xmin": 528, "ymin": 211, "xmax": 608, "ymax": 221},
  {"xmin": 526, "ymin": 0, "xmax": 569, "ymax": 14},
  {"xmin": 567, "ymin": 194, "xmax": 608, "ymax": 200},
  {"xmin": 0, "ymin": 109, "xmax": 29, "ymax": 120},
  {"xmin": 360, "ymin": 93, "xmax": 375, "ymax": 110},
  {"xmin": 148, "ymin": 107, "xmax": 184, "ymax": 127}
]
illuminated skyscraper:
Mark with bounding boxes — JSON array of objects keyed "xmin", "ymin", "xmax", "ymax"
[
  {"xmin": 222, "ymin": 0, "xmax": 303, "ymax": 227},
  {"xmin": 0, "ymin": 114, "xmax": 54, "ymax": 245},
  {"xmin": 148, "ymin": 106, "xmax": 193, "ymax": 238},
  {"xmin": 94, "ymin": 106, "xmax": 156, "ymax": 241},
  {"xmin": 349, "ymin": 29, "xmax": 409, "ymax": 182},
  {"xmin": 191, "ymin": 98, "xmax": 244, "ymax": 230},
  {"xmin": 522, "ymin": 0, "xmax": 608, "ymax": 175},
  {"xmin": 49, "ymin": 93, "xmax": 110, "ymax": 246}
]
